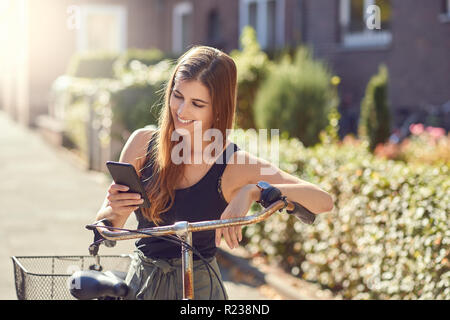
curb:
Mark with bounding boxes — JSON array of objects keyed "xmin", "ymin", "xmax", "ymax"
[{"xmin": 216, "ymin": 247, "xmax": 337, "ymax": 300}]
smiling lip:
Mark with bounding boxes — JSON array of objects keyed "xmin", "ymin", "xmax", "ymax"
[{"xmin": 176, "ymin": 114, "xmax": 194, "ymax": 125}]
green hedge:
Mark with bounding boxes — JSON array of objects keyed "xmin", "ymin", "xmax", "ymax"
[
  {"xmin": 109, "ymin": 58, "xmax": 174, "ymax": 136},
  {"xmin": 358, "ymin": 64, "xmax": 391, "ymax": 152},
  {"xmin": 66, "ymin": 51, "xmax": 120, "ymax": 79},
  {"xmin": 253, "ymin": 47, "xmax": 338, "ymax": 147},
  {"xmin": 54, "ymin": 51, "xmax": 175, "ymax": 160},
  {"xmin": 113, "ymin": 48, "xmax": 169, "ymax": 78},
  {"xmin": 230, "ymin": 26, "xmax": 271, "ymax": 129},
  {"xmin": 235, "ymin": 133, "xmax": 449, "ymax": 300},
  {"xmin": 111, "ymin": 83, "xmax": 163, "ymax": 135}
]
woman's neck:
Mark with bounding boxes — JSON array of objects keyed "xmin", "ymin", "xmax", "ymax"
[{"xmin": 189, "ymin": 139, "xmax": 229, "ymax": 165}]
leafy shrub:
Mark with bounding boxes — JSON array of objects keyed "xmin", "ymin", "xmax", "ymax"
[
  {"xmin": 253, "ymin": 47, "xmax": 338, "ymax": 147},
  {"xmin": 55, "ymin": 55, "xmax": 174, "ymax": 162},
  {"xmin": 66, "ymin": 51, "xmax": 119, "ymax": 78},
  {"xmin": 110, "ymin": 59, "xmax": 173, "ymax": 135},
  {"xmin": 55, "ymin": 78, "xmax": 120, "ymax": 161},
  {"xmin": 111, "ymin": 83, "xmax": 162, "ymax": 135},
  {"xmin": 232, "ymin": 131, "xmax": 449, "ymax": 300},
  {"xmin": 358, "ymin": 64, "xmax": 391, "ymax": 152},
  {"xmin": 230, "ymin": 26, "xmax": 271, "ymax": 129},
  {"xmin": 374, "ymin": 124, "xmax": 450, "ymax": 167},
  {"xmin": 113, "ymin": 48, "xmax": 168, "ymax": 78},
  {"xmin": 63, "ymin": 97, "xmax": 89, "ymax": 161}
]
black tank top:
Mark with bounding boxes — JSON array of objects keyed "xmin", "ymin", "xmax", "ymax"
[{"xmin": 134, "ymin": 134, "xmax": 240, "ymax": 259}]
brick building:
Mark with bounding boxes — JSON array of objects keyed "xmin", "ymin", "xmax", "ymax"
[{"xmin": 1, "ymin": 0, "xmax": 449, "ymax": 136}]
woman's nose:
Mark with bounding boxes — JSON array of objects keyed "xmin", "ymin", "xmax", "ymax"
[{"xmin": 177, "ymin": 103, "xmax": 188, "ymax": 117}]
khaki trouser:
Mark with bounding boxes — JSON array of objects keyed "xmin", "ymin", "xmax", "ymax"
[{"xmin": 124, "ymin": 249, "xmax": 228, "ymax": 300}]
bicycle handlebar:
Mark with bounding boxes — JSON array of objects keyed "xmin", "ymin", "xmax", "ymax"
[{"xmin": 87, "ymin": 198, "xmax": 316, "ymax": 242}]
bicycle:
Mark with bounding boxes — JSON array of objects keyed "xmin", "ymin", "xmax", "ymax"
[
  {"xmin": 10, "ymin": 196, "xmax": 315, "ymax": 300},
  {"xmin": 66, "ymin": 195, "xmax": 316, "ymax": 300}
]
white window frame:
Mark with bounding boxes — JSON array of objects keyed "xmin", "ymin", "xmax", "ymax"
[
  {"xmin": 76, "ymin": 4, "xmax": 127, "ymax": 53},
  {"xmin": 340, "ymin": 0, "xmax": 392, "ymax": 48},
  {"xmin": 172, "ymin": 1, "xmax": 193, "ymax": 54},
  {"xmin": 239, "ymin": 0, "xmax": 285, "ymax": 50}
]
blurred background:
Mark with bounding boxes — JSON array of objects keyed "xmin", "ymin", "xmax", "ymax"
[{"xmin": 0, "ymin": 0, "xmax": 448, "ymax": 300}]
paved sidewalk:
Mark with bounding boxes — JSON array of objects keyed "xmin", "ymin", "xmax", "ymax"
[{"xmin": 0, "ymin": 111, "xmax": 269, "ymax": 300}]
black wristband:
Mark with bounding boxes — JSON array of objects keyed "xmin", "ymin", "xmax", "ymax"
[{"xmin": 258, "ymin": 186, "xmax": 282, "ymax": 208}]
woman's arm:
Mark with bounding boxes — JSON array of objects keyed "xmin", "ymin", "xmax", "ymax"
[
  {"xmin": 95, "ymin": 128, "xmax": 154, "ymax": 228},
  {"xmin": 227, "ymin": 150, "xmax": 333, "ymax": 213},
  {"xmin": 246, "ymin": 183, "xmax": 333, "ymax": 214},
  {"xmin": 216, "ymin": 150, "xmax": 333, "ymax": 249}
]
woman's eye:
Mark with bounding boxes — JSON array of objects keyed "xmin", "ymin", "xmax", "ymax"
[{"xmin": 174, "ymin": 94, "xmax": 204, "ymax": 108}]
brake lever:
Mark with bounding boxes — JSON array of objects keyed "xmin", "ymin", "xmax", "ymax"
[{"xmin": 87, "ymin": 219, "xmax": 117, "ymax": 257}]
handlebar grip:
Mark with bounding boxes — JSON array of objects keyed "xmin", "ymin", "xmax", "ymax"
[{"xmin": 286, "ymin": 201, "xmax": 316, "ymax": 225}]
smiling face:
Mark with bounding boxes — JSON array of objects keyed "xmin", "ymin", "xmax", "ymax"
[{"xmin": 170, "ymin": 79, "xmax": 214, "ymax": 137}]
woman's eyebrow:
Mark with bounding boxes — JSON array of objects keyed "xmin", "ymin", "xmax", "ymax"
[{"xmin": 173, "ymin": 89, "xmax": 209, "ymax": 104}]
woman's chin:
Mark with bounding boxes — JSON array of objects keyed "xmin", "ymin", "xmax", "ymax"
[{"xmin": 173, "ymin": 126, "xmax": 192, "ymax": 136}]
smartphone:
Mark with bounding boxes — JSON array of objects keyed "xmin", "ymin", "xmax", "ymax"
[{"xmin": 106, "ymin": 161, "xmax": 151, "ymax": 208}]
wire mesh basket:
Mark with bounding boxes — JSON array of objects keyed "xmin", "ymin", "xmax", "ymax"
[{"xmin": 11, "ymin": 255, "xmax": 132, "ymax": 300}]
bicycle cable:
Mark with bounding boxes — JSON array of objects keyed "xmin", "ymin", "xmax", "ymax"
[{"xmin": 92, "ymin": 224, "xmax": 227, "ymax": 300}]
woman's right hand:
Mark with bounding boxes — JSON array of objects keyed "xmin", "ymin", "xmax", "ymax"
[{"xmin": 106, "ymin": 183, "xmax": 144, "ymax": 218}]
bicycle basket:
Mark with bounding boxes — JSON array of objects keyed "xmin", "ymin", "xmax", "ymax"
[{"xmin": 11, "ymin": 255, "xmax": 131, "ymax": 300}]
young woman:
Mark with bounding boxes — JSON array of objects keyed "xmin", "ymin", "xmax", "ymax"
[{"xmin": 94, "ymin": 45, "xmax": 333, "ymax": 300}]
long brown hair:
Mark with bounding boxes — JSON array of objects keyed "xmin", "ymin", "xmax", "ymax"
[{"xmin": 139, "ymin": 45, "xmax": 238, "ymax": 225}]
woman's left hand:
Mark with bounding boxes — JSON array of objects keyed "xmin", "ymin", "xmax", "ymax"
[{"xmin": 215, "ymin": 184, "xmax": 258, "ymax": 249}]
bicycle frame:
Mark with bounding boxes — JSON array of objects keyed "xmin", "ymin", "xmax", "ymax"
[{"xmin": 89, "ymin": 198, "xmax": 296, "ymax": 300}]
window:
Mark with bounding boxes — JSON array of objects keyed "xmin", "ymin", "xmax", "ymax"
[
  {"xmin": 207, "ymin": 9, "xmax": 223, "ymax": 47},
  {"xmin": 340, "ymin": 0, "xmax": 392, "ymax": 48},
  {"xmin": 439, "ymin": 0, "xmax": 450, "ymax": 22},
  {"xmin": 76, "ymin": 4, "xmax": 127, "ymax": 53},
  {"xmin": 248, "ymin": 2, "xmax": 257, "ymax": 31},
  {"xmin": 266, "ymin": 0, "xmax": 276, "ymax": 49},
  {"xmin": 239, "ymin": 0, "xmax": 285, "ymax": 50},
  {"xmin": 173, "ymin": 2, "xmax": 193, "ymax": 54}
]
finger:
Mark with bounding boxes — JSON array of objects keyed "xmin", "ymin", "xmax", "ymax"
[
  {"xmin": 215, "ymin": 229, "xmax": 222, "ymax": 247},
  {"xmin": 238, "ymin": 227, "xmax": 242, "ymax": 242},
  {"xmin": 113, "ymin": 199, "xmax": 144, "ymax": 207},
  {"xmin": 231, "ymin": 227, "xmax": 239, "ymax": 248},
  {"xmin": 110, "ymin": 184, "xmax": 129, "ymax": 194},
  {"xmin": 232, "ymin": 226, "xmax": 240, "ymax": 246},
  {"xmin": 223, "ymin": 227, "xmax": 234, "ymax": 249},
  {"xmin": 109, "ymin": 192, "xmax": 141, "ymax": 201}
]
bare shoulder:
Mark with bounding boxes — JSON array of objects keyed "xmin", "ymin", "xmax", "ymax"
[{"xmin": 119, "ymin": 127, "xmax": 155, "ymax": 173}]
